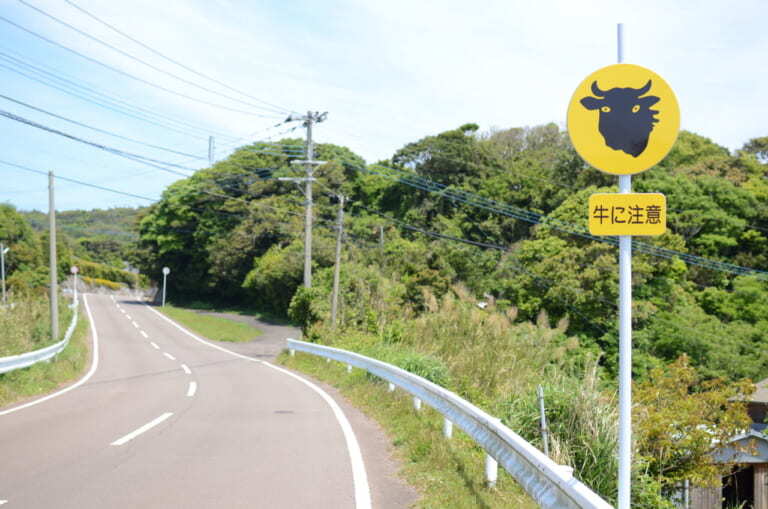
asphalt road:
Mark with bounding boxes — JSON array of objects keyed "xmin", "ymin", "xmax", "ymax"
[{"xmin": 0, "ymin": 294, "xmax": 417, "ymax": 508}]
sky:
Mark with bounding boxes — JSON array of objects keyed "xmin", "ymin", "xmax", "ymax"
[{"xmin": 0, "ymin": 0, "xmax": 765, "ymax": 211}]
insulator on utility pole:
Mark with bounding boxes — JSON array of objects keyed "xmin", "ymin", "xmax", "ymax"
[
  {"xmin": 49, "ymin": 171, "xmax": 58, "ymax": 342},
  {"xmin": 331, "ymin": 194, "xmax": 345, "ymax": 328}
]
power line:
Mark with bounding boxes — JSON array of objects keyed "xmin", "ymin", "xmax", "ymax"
[
  {"xmin": 0, "ymin": 93, "xmax": 208, "ymax": 160},
  {"xmin": 60, "ymin": 0, "xmax": 295, "ymax": 117},
  {"xmin": 0, "ymin": 158, "xmax": 158, "ymax": 202},
  {"xmin": 0, "ymin": 14, "xmax": 283, "ymax": 119},
  {"xmin": 17, "ymin": 0, "xmax": 289, "ymax": 116},
  {"xmin": 0, "ymin": 108, "xmax": 200, "ymax": 172},
  {"xmin": 353, "ymin": 163, "xmax": 768, "ymax": 279},
  {"xmin": 0, "ymin": 49, "xmax": 239, "ymax": 141}
]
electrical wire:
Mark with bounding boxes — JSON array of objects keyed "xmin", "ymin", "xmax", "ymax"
[
  {"xmin": 0, "ymin": 15, "xmax": 283, "ymax": 119},
  {"xmin": 0, "ymin": 49, "xmax": 239, "ymax": 141},
  {"xmin": 0, "ymin": 93, "xmax": 208, "ymax": 160},
  {"xmin": 17, "ymin": 0, "xmax": 289, "ymax": 116},
  {"xmin": 353, "ymin": 163, "xmax": 768, "ymax": 279},
  {"xmin": 60, "ymin": 0, "xmax": 295, "ymax": 116}
]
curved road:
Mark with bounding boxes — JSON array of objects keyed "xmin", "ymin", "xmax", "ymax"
[{"xmin": 0, "ymin": 294, "xmax": 416, "ymax": 508}]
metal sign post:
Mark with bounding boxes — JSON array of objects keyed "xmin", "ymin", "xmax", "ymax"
[
  {"xmin": 615, "ymin": 24, "xmax": 633, "ymax": 509},
  {"xmin": 567, "ymin": 23, "xmax": 679, "ymax": 509}
]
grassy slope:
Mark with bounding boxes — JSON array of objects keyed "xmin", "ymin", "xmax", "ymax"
[
  {"xmin": 158, "ymin": 305, "xmax": 262, "ymax": 342},
  {"xmin": 281, "ymin": 351, "xmax": 537, "ymax": 509},
  {"xmin": 0, "ymin": 305, "xmax": 90, "ymax": 408}
]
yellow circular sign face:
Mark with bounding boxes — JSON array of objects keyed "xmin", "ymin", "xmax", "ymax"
[{"xmin": 567, "ymin": 63, "xmax": 680, "ymax": 175}]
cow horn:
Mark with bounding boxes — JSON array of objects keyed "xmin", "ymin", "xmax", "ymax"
[
  {"xmin": 636, "ymin": 79, "xmax": 652, "ymax": 95},
  {"xmin": 590, "ymin": 81, "xmax": 606, "ymax": 97}
]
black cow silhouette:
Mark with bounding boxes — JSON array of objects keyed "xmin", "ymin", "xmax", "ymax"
[{"xmin": 580, "ymin": 80, "xmax": 660, "ymax": 157}]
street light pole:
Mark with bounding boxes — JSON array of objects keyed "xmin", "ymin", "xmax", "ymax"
[
  {"xmin": 1, "ymin": 243, "xmax": 8, "ymax": 305},
  {"xmin": 162, "ymin": 267, "xmax": 170, "ymax": 307},
  {"xmin": 70, "ymin": 265, "xmax": 79, "ymax": 305}
]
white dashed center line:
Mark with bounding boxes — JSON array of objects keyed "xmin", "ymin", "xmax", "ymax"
[
  {"xmin": 132, "ymin": 321, "xmax": 139, "ymax": 329},
  {"xmin": 163, "ymin": 352, "xmax": 176, "ymax": 361},
  {"xmin": 181, "ymin": 364, "xmax": 191, "ymax": 375},
  {"xmin": 150, "ymin": 342, "xmax": 160, "ymax": 350},
  {"xmin": 110, "ymin": 412, "xmax": 174, "ymax": 446},
  {"xmin": 125, "ymin": 314, "xmax": 132, "ymax": 320},
  {"xmin": 187, "ymin": 381, "xmax": 197, "ymax": 397},
  {"xmin": 120, "ymin": 309, "xmax": 126, "ymax": 314},
  {"xmin": 139, "ymin": 330, "xmax": 148, "ymax": 338}
]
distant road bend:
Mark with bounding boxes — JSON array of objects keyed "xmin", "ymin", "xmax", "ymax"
[{"xmin": 0, "ymin": 294, "xmax": 412, "ymax": 508}]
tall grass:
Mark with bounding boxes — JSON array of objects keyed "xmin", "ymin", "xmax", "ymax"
[
  {"xmin": 309, "ymin": 285, "xmax": 624, "ymax": 504},
  {"xmin": 0, "ymin": 294, "xmax": 74, "ymax": 356}
]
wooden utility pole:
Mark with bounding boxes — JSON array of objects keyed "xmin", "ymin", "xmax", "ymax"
[{"xmin": 330, "ymin": 195, "xmax": 345, "ymax": 328}]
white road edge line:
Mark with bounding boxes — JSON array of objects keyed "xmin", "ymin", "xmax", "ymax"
[
  {"xmin": 144, "ymin": 304, "xmax": 372, "ymax": 509},
  {"xmin": 140, "ymin": 330, "xmax": 148, "ymax": 338},
  {"xmin": 150, "ymin": 342, "xmax": 160, "ymax": 350},
  {"xmin": 163, "ymin": 352, "xmax": 176, "ymax": 361},
  {"xmin": 0, "ymin": 294, "xmax": 100, "ymax": 417},
  {"xmin": 181, "ymin": 364, "xmax": 191, "ymax": 375},
  {"xmin": 111, "ymin": 412, "xmax": 173, "ymax": 446},
  {"xmin": 187, "ymin": 381, "xmax": 197, "ymax": 397}
]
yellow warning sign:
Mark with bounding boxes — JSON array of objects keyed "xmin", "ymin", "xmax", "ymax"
[
  {"xmin": 567, "ymin": 64, "xmax": 680, "ymax": 175},
  {"xmin": 588, "ymin": 193, "xmax": 666, "ymax": 236}
]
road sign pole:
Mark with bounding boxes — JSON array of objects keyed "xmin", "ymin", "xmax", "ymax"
[{"xmin": 616, "ymin": 22, "xmax": 633, "ymax": 509}]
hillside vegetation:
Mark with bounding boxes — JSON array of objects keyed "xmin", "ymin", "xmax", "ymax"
[{"xmin": 125, "ymin": 125, "xmax": 768, "ymax": 505}]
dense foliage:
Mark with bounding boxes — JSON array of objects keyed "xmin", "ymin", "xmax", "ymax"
[
  {"xmin": 23, "ymin": 207, "xmax": 142, "ymax": 268},
  {"xmin": 130, "ymin": 127, "xmax": 768, "ymax": 504}
]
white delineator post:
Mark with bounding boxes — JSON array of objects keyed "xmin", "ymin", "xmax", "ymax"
[{"xmin": 616, "ymin": 22, "xmax": 633, "ymax": 509}]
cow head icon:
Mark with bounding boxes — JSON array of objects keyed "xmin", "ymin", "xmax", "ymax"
[{"xmin": 580, "ymin": 80, "xmax": 660, "ymax": 158}]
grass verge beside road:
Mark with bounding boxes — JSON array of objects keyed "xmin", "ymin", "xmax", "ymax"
[
  {"xmin": 280, "ymin": 351, "xmax": 537, "ymax": 509},
  {"xmin": 158, "ymin": 304, "xmax": 262, "ymax": 342},
  {"xmin": 0, "ymin": 304, "xmax": 90, "ymax": 409}
]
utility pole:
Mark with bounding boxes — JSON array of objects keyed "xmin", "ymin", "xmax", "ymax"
[
  {"xmin": 379, "ymin": 225, "xmax": 384, "ymax": 254},
  {"xmin": 208, "ymin": 136, "xmax": 215, "ymax": 166},
  {"xmin": 49, "ymin": 171, "xmax": 58, "ymax": 342},
  {"xmin": 331, "ymin": 194, "xmax": 345, "ymax": 328},
  {"xmin": 283, "ymin": 111, "xmax": 328, "ymax": 288}
]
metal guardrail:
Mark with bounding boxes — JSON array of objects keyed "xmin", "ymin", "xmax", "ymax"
[
  {"xmin": 0, "ymin": 300, "xmax": 79, "ymax": 375},
  {"xmin": 287, "ymin": 338, "xmax": 614, "ymax": 509}
]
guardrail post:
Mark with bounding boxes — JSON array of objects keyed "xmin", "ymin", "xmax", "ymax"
[
  {"xmin": 443, "ymin": 418, "xmax": 453, "ymax": 439},
  {"xmin": 387, "ymin": 382, "xmax": 395, "ymax": 392},
  {"xmin": 289, "ymin": 349, "xmax": 295, "ymax": 357},
  {"xmin": 485, "ymin": 454, "xmax": 498, "ymax": 488},
  {"xmin": 413, "ymin": 397, "xmax": 422, "ymax": 411},
  {"xmin": 346, "ymin": 364, "xmax": 352, "ymax": 373}
]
